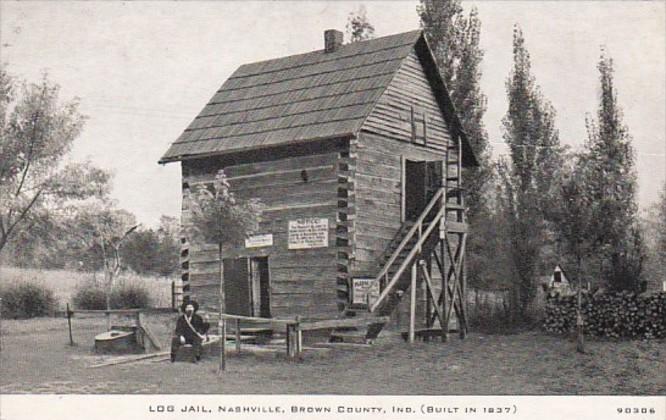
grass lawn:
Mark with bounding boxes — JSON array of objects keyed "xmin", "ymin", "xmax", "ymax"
[{"xmin": 1, "ymin": 315, "xmax": 664, "ymax": 395}]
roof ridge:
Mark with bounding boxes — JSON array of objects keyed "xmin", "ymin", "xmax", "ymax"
[{"xmin": 230, "ymin": 29, "xmax": 422, "ymax": 80}]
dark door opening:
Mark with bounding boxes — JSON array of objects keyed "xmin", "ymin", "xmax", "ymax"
[
  {"xmin": 223, "ymin": 257, "xmax": 271, "ymax": 317},
  {"xmin": 405, "ymin": 160, "xmax": 427, "ymax": 221},
  {"xmin": 404, "ymin": 159, "xmax": 442, "ymax": 221}
]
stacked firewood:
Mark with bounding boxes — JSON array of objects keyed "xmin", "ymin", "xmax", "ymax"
[{"xmin": 543, "ymin": 291, "xmax": 666, "ymax": 339}]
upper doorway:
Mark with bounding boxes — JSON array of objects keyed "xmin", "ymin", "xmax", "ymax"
[{"xmin": 403, "ymin": 159, "xmax": 443, "ymax": 222}]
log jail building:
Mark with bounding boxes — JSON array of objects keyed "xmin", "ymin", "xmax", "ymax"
[{"xmin": 160, "ymin": 30, "xmax": 478, "ymax": 341}]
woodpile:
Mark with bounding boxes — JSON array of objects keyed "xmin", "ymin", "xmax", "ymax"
[{"xmin": 543, "ymin": 291, "xmax": 666, "ymax": 339}]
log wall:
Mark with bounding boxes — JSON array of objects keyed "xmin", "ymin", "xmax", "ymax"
[{"xmin": 180, "ymin": 140, "xmax": 347, "ymax": 320}]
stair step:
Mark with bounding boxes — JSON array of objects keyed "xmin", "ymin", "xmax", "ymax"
[
  {"xmin": 329, "ymin": 333, "xmax": 370, "ymax": 345},
  {"xmin": 445, "ymin": 203, "xmax": 465, "ymax": 210}
]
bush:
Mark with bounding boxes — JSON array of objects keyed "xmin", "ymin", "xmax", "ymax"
[
  {"xmin": 72, "ymin": 283, "xmax": 107, "ymax": 310},
  {"xmin": 72, "ymin": 281, "xmax": 151, "ymax": 310},
  {"xmin": 110, "ymin": 282, "xmax": 151, "ymax": 309},
  {"xmin": 0, "ymin": 282, "xmax": 57, "ymax": 319}
]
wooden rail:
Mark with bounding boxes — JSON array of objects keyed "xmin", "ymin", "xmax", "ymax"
[
  {"xmin": 215, "ymin": 313, "xmax": 301, "ymax": 374},
  {"xmin": 65, "ymin": 305, "xmax": 170, "ymax": 350},
  {"xmin": 369, "ymin": 189, "xmax": 447, "ymax": 313},
  {"xmin": 72, "ymin": 308, "xmax": 176, "ymax": 315},
  {"xmin": 373, "ymin": 187, "xmax": 445, "ymax": 290},
  {"xmin": 300, "ymin": 316, "xmax": 390, "ymax": 331}
]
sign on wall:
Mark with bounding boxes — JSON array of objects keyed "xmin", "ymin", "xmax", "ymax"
[
  {"xmin": 245, "ymin": 234, "xmax": 273, "ymax": 248},
  {"xmin": 288, "ymin": 218, "xmax": 329, "ymax": 249},
  {"xmin": 352, "ymin": 277, "xmax": 380, "ymax": 307}
]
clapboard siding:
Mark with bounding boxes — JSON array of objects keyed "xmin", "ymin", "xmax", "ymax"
[
  {"xmin": 363, "ymin": 49, "xmax": 453, "ymax": 151},
  {"xmin": 352, "ymin": 131, "xmax": 446, "ymax": 277},
  {"xmin": 350, "ymin": 45, "xmax": 455, "ymax": 281},
  {"xmin": 181, "ymin": 141, "xmax": 345, "ymax": 319}
]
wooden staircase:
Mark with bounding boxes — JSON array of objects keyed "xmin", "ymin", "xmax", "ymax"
[{"xmin": 332, "ymin": 185, "xmax": 465, "ymax": 343}]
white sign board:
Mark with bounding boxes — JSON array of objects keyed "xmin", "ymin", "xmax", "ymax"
[
  {"xmin": 288, "ymin": 218, "xmax": 329, "ymax": 249},
  {"xmin": 245, "ymin": 234, "xmax": 273, "ymax": 248},
  {"xmin": 352, "ymin": 277, "xmax": 380, "ymax": 307}
]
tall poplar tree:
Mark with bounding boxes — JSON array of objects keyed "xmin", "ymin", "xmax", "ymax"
[
  {"xmin": 418, "ymin": 0, "xmax": 491, "ymax": 218},
  {"xmin": 500, "ymin": 26, "xmax": 563, "ymax": 319},
  {"xmin": 418, "ymin": 0, "xmax": 494, "ymax": 289},
  {"xmin": 582, "ymin": 49, "xmax": 642, "ymax": 291}
]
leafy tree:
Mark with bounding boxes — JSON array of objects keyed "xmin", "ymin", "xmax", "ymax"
[
  {"xmin": 499, "ymin": 26, "xmax": 564, "ymax": 319},
  {"xmin": 121, "ymin": 215, "xmax": 180, "ymax": 277},
  {"xmin": 121, "ymin": 229, "xmax": 161, "ymax": 275},
  {"xmin": 154, "ymin": 215, "xmax": 180, "ymax": 277},
  {"xmin": 582, "ymin": 49, "xmax": 641, "ymax": 291},
  {"xmin": 68, "ymin": 201, "xmax": 138, "ymax": 313},
  {"xmin": 0, "ymin": 69, "xmax": 110, "ymax": 254},
  {"xmin": 643, "ymin": 182, "xmax": 666, "ymax": 291},
  {"xmin": 187, "ymin": 170, "xmax": 263, "ymax": 313},
  {"xmin": 345, "ymin": 5, "xmax": 375, "ymax": 43}
]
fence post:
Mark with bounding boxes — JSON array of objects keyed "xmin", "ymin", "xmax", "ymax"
[
  {"xmin": 286, "ymin": 323, "xmax": 294, "ymax": 360},
  {"xmin": 235, "ymin": 318, "xmax": 241, "ymax": 354},
  {"xmin": 171, "ymin": 281, "xmax": 175, "ymax": 310},
  {"xmin": 66, "ymin": 303, "xmax": 74, "ymax": 346},
  {"xmin": 218, "ymin": 319, "xmax": 226, "ymax": 374},
  {"xmin": 0, "ymin": 298, "xmax": 3, "ymax": 352}
]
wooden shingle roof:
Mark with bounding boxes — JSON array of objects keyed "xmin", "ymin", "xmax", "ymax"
[{"xmin": 160, "ymin": 30, "xmax": 477, "ymax": 165}]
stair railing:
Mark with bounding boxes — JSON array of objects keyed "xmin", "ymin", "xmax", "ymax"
[{"xmin": 368, "ymin": 187, "xmax": 446, "ymax": 313}]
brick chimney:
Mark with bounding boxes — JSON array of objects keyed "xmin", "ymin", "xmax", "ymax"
[{"xmin": 324, "ymin": 29, "xmax": 343, "ymax": 53}]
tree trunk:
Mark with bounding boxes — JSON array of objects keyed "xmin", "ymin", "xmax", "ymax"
[
  {"xmin": 576, "ymin": 254, "xmax": 585, "ymax": 353},
  {"xmin": 218, "ymin": 243, "xmax": 225, "ymax": 314},
  {"xmin": 217, "ymin": 242, "xmax": 226, "ymax": 375},
  {"xmin": 101, "ymin": 241, "xmax": 112, "ymax": 330}
]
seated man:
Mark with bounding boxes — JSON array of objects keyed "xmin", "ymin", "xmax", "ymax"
[{"xmin": 171, "ymin": 300, "xmax": 210, "ymax": 362}]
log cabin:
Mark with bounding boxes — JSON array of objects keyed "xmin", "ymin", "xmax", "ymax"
[{"xmin": 160, "ymin": 29, "xmax": 478, "ymax": 342}]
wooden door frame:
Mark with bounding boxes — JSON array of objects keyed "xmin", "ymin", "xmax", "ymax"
[{"xmin": 250, "ymin": 256, "xmax": 272, "ymax": 318}]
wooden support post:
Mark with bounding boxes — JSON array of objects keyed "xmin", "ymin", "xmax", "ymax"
[
  {"xmin": 409, "ymin": 262, "xmax": 417, "ymax": 343},
  {"xmin": 425, "ymin": 258, "xmax": 433, "ymax": 329},
  {"xmin": 135, "ymin": 311, "xmax": 145, "ymax": 352},
  {"xmin": 440, "ymin": 242, "xmax": 448, "ymax": 342},
  {"xmin": 0, "ymin": 298, "xmax": 3, "ymax": 352},
  {"xmin": 235, "ymin": 319, "xmax": 241, "ymax": 354},
  {"xmin": 218, "ymin": 319, "xmax": 226, "ymax": 374},
  {"xmin": 459, "ymin": 249, "xmax": 467, "ymax": 339},
  {"xmin": 66, "ymin": 303, "xmax": 74, "ymax": 346},
  {"xmin": 295, "ymin": 316, "xmax": 302, "ymax": 358},
  {"xmin": 286, "ymin": 324, "xmax": 292, "ymax": 359},
  {"xmin": 135, "ymin": 311, "xmax": 142, "ymax": 329}
]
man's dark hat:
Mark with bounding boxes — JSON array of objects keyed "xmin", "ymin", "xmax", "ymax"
[{"xmin": 180, "ymin": 300, "xmax": 199, "ymax": 313}]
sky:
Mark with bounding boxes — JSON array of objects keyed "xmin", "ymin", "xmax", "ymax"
[{"xmin": 1, "ymin": 1, "xmax": 664, "ymax": 227}]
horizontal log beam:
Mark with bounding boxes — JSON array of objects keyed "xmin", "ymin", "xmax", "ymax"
[{"xmin": 299, "ymin": 316, "xmax": 390, "ymax": 331}]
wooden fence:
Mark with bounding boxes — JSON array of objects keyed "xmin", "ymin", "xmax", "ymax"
[
  {"xmin": 211, "ymin": 313, "xmax": 390, "ymax": 374},
  {"xmin": 64, "ymin": 305, "xmax": 175, "ymax": 351}
]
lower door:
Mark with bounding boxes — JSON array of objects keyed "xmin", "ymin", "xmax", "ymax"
[
  {"xmin": 223, "ymin": 257, "xmax": 271, "ymax": 317},
  {"xmin": 223, "ymin": 258, "xmax": 251, "ymax": 316}
]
